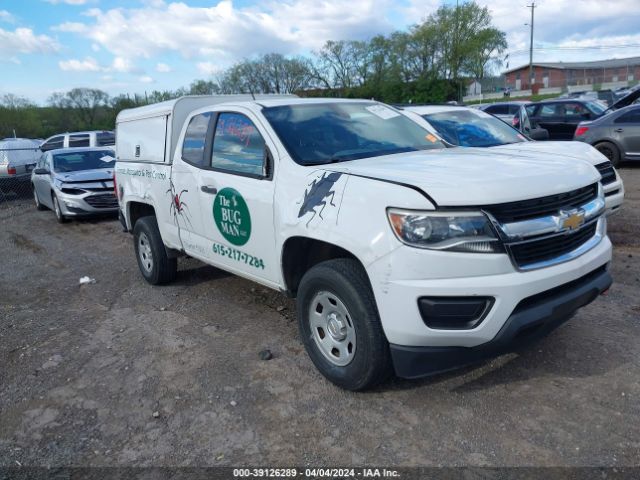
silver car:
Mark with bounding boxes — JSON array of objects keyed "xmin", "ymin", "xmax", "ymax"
[
  {"xmin": 31, "ymin": 147, "xmax": 118, "ymax": 222},
  {"xmin": 0, "ymin": 138, "xmax": 41, "ymax": 192},
  {"xmin": 573, "ymin": 104, "xmax": 640, "ymax": 167}
]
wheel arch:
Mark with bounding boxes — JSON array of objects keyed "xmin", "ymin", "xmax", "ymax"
[
  {"xmin": 127, "ymin": 201, "xmax": 157, "ymax": 231},
  {"xmin": 281, "ymin": 236, "xmax": 368, "ymax": 297}
]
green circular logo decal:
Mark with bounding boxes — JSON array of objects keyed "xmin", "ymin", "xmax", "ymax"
[{"xmin": 213, "ymin": 188, "xmax": 252, "ymax": 246}]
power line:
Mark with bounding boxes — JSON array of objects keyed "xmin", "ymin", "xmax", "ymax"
[{"xmin": 507, "ymin": 44, "xmax": 640, "ymax": 56}]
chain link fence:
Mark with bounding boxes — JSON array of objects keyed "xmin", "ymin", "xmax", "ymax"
[{"xmin": 0, "ymin": 142, "xmax": 41, "ymax": 209}]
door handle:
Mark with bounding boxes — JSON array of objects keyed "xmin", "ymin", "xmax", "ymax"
[
  {"xmin": 200, "ymin": 185, "xmax": 218, "ymax": 194},
  {"xmin": 614, "ymin": 128, "xmax": 624, "ymax": 133}
]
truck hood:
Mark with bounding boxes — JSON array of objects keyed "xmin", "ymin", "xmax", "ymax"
[
  {"xmin": 56, "ymin": 168, "xmax": 114, "ymax": 183},
  {"xmin": 491, "ymin": 141, "xmax": 608, "ymax": 166},
  {"xmin": 324, "ymin": 148, "xmax": 600, "ymax": 207}
]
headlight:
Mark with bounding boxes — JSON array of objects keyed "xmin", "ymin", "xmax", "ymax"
[{"xmin": 387, "ymin": 209, "xmax": 503, "ymax": 253}]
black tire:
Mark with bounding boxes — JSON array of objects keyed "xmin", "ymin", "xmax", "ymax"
[
  {"xmin": 594, "ymin": 141, "xmax": 621, "ymax": 167},
  {"xmin": 52, "ymin": 194, "xmax": 67, "ymax": 223},
  {"xmin": 296, "ymin": 258, "xmax": 392, "ymax": 391},
  {"xmin": 33, "ymin": 186, "xmax": 46, "ymax": 210},
  {"xmin": 133, "ymin": 216, "xmax": 177, "ymax": 285}
]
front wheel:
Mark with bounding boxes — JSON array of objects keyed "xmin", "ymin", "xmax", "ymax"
[
  {"xmin": 52, "ymin": 194, "xmax": 67, "ymax": 223},
  {"xmin": 296, "ymin": 258, "xmax": 392, "ymax": 391},
  {"xmin": 33, "ymin": 186, "xmax": 45, "ymax": 210},
  {"xmin": 594, "ymin": 141, "xmax": 621, "ymax": 167},
  {"xmin": 133, "ymin": 216, "xmax": 177, "ymax": 285}
]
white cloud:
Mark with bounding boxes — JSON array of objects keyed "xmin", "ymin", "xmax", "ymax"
[
  {"xmin": 0, "ymin": 27, "xmax": 60, "ymax": 57},
  {"xmin": 155, "ymin": 62, "xmax": 171, "ymax": 72},
  {"xmin": 0, "ymin": 10, "xmax": 15, "ymax": 23},
  {"xmin": 45, "ymin": 0, "xmax": 89, "ymax": 5},
  {"xmin": 111, "ymin": 56, "xmax": 138, "ymax": 73},
  {"xmin": 52, "ymin": 0, "xmax": 393, "ymax": 63},
  {"xmin": 58, "ymin": 56, "xmax": 102, "ymax": 72},
  {"xmin": 139, "ymin": 75, "xmax": 154, "ymax": 83},
  {"xmin": 196, "ymin": 62, "xmax": 220, "ymax": 76},
  {"xmin": 53, "ymin": 22, "xmax": 87, "ymax": 33}
]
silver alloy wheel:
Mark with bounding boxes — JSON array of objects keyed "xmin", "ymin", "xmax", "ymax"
[
  {"xmin": 308, "ymin": 291, "xmax": 356, "ymax": 366},
  {"xmin": 138, "ymin": 232, "xmax": 154, "ymax": 274}
]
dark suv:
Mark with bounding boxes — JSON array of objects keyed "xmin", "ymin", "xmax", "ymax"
[
  {"xmin": 528, "ymin": 89, "xmax": 640, "ymax": 141},
  {"xmin": 526, "ymin": 100, "xmax": 607, "ymax": 140}
]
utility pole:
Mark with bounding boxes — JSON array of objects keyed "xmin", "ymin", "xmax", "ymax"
[{"xmin": 527, "ymin": 2, "xmax": 536, "ymax": 89}]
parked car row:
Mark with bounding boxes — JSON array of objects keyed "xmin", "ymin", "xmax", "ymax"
[{"xmin": 473, "ymin": 88, "xmax": 640, "ymax": 166}]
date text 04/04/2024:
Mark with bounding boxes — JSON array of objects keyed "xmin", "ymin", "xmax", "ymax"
[{"xmin": 232, "ymin": 468, "xmax": 400, "ymax": 478}]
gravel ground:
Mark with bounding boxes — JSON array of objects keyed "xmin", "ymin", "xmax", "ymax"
[{"xmin": 0, "ymin": 168, "xmax": 639, "ymax": 468}]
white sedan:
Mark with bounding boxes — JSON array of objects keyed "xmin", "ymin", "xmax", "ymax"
[{"xmin": 403, "ymin": 105, "xmax": 625, "ymax": 215}]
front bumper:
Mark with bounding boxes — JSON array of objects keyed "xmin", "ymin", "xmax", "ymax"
[
  {"xmin": 368, "ymin": 228, "xmax": 612, "ymax": 348},
  {"xmin": 390, "ymin": 265, "xmax": 612, "ymax": 378},
  {"xmin": 603, "ymin": 175, "xmax": 624, "ymax": 215},
  {"xmin": 57, "ymin": 190, "xmax": 118, "ymax": 216}
]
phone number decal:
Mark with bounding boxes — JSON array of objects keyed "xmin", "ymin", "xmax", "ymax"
[{"xmin": 212, "ymin": 242, "xmax": 265, "ymax": 269}]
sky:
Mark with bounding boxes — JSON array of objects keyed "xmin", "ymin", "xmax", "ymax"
[{"xmin": 1, "ymin": 0, "xmax": 640, "ymax": 103}]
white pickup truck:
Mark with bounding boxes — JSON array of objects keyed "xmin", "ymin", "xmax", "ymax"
[{"xmin": 115, "ymin": 95, "xmax": 613, "ymax": 391}]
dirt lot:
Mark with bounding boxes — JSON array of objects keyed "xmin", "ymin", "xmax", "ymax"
[{"xmin": 1, "ymin": 168, "xmax": 639, "ymax": 468}]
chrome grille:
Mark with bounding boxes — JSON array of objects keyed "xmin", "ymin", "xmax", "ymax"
[
  {"xmin": 508, "ymin": 222, "xmax": 598, "ymax": 268},
  {"xmin": 483, "ymin": 184, "xmax": 598, "ymax": 223}
]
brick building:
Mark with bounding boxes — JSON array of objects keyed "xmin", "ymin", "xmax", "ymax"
[{"xmin": 504, "ymin": 56, "xmax": 640, "ymax": 91}]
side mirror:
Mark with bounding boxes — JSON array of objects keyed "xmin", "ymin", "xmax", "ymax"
[
  {"xmin": 528, "ymin": 128, "xmax": 550, "ymax": 141},
  {"xmin": 34, "ymin": 168, "xmax": 50, "ymax": 175},
  {"xmin": 263, "ymin": 146, "xmax": 274, "ymax": 179}
]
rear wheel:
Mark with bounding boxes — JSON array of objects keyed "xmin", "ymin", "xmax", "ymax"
[
  {"xmin": 33, "ymin": 186, "xmax": 45, "ymax": 210},
  {"xmin": 133, "ymin": 216, "xmax": 177, "ymax": 285},
  {"xmin": 52, "ymin": 194, "xmax": 67, "ymax": 223},
  {"xmin": 296, "ymin": 258, "xmax": 392, "ymax": 391},
  {"xmin": 594, "ymin": 141, "xmax": 621, "ymax": 167}
]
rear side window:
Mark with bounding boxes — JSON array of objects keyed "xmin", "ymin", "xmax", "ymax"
[
  {"xmin": 485, "ymin": 105, "xmax": 509, "ymax": 115},
  {"xmin": 614, "ymin": 108, "xmax": 640, "ymax": 124},
  {"xmin": 41, "ymin": 136, "xmax": 64, "ymax": 152},
  {"xmin": 182, "ymin": 112, "xmax": 213, "ymax": 167},
  {"xmin": 564, "ymin": 103, "xmax": 589, "ymax": 117},
  {"xmin": 508, "ymin": 105, "xmax": 522, "ymax": 114},
  {"xmin": 211, "ymin": 113, "xmax": 265, "ymax": 177},
  {"xmin": 538, "ymin": 105, "xmax": 558, "ymax": 117},
  {"xmin": 96, "ymin": 132, "xmax": 115, "ymax": 146},
  {"xmin": 69, "ymin": 134, "xmax": 90, "ymax": 147}
]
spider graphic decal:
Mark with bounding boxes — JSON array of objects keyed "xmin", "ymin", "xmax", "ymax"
[{"xmin": 167, "ymin": 179, "xmax": 192, "ymax": 228}]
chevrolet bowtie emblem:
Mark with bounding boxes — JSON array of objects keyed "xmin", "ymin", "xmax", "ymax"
[{"xmin": 561, "ymin": 210, "xmax": 585, "ymax": 231}]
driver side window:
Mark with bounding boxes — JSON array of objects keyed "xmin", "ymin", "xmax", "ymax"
[{"xmin": 211, "ymin": 113, "xmax": 266, "ymax": 177}]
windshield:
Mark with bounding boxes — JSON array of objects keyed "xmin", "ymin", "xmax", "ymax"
[
  {"xmin": 262, "ymin": 102, "xmax": 445, "ymax": 165},
  {"xmin": 422, "ymin": 110, "xmax": 526, "ymax": 147},
  {"xmin": 53, "ymin": 150, "xmax": 115, "ymax": 173}
]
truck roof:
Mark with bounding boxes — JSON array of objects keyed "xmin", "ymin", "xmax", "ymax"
[{"xmin": 116, "ymin": 94, "xmax": 299, "ymax": 124}]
